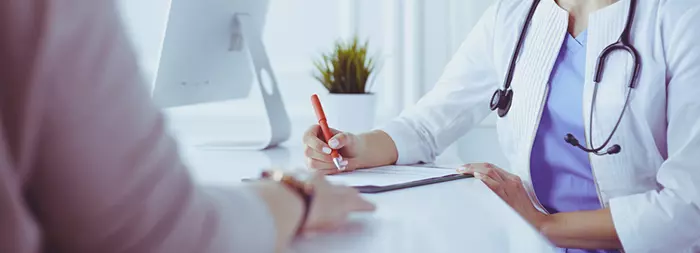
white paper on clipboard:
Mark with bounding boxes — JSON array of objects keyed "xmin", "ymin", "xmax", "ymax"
[{"xmin": 325, "ymin": 165, "xmax": 457, "ymax": 187}]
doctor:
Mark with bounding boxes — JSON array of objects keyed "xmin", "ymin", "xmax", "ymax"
[{"xmin": 303, "ymin": 0, "xmax": 700, "ymax": 252}]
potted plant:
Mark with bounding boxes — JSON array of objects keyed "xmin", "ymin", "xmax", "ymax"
[{"xmin": 313, "ymin": 37, "xmax": 378, "ymax": 133}]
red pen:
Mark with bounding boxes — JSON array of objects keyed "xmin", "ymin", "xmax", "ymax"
[{"xmin": 311, "ymin": 94, "xmax": 346, "ymax": 171}]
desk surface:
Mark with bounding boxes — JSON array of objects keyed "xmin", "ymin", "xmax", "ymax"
[{"xmin": 180, "ymin": 142, "xmax": 555, "ymax": 253}]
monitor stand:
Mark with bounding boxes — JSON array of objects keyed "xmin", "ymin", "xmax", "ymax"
[{"xmin": 198, "ymin": 13, "xmax": 291, "ymax": 150}]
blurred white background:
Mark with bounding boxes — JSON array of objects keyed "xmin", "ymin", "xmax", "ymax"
[{"xmin": 117, "ymin": 0, "xmax": 508, "ymax": 168}]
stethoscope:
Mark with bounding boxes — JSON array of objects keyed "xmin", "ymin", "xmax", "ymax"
[{"xmin": 489, "ymin": 0, "xmax": 640, "ymax": 156}]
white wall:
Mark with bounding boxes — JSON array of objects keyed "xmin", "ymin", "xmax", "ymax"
[
  {"xmin": 118, "ymin": 0, "xmax": 170, "ymax": 84},
  {"xmin": 414, "ymin": 0, "xmax": 507, "ymax": 167},
  {"xmin": 118, "ymin": 0, "xmax": 507, "ymax": 167}
]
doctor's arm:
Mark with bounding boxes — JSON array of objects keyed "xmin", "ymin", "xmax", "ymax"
[
  {"xmin": 303, "ymin": 5, "xmax": 501, "ymax": 172},
  {"xmin": 605, "ymin": 7, "xmax": 700, "ymax": 253},
  {"xmin": 538, "ymin": 209, "xmax": 620, "ymax": 249},
  {"xmin": 376, "ymin": 5, "xmax": 500, "ymax": 166},
  {"xmin": 462, "ymin": 164, "xmax": 622, "ymax": 250},
  {"xmin": 539, "ymin": 7, "xmax": 700, "ymax": 252}
]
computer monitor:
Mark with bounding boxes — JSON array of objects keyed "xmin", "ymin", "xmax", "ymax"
[
  {"xmin": 153, "ymin": 0, "xmax": 257, "ymax": 107},
  {"xmin": 139, "ymin": 0, "xmax": 291, "ymax": 150}
]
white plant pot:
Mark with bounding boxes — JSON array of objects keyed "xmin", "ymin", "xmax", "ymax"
[{"xmin": 323, "ymin": 93, "xmax": 376, "ymax": 134}]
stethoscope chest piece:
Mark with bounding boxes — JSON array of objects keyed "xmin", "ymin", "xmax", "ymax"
[{"xmin": 490, "ymin": 89, "xmax": 513, "ymax": 118}]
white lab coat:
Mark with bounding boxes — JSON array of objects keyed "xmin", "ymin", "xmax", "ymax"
[{"xmin": 380, "ymin": 0, "xmax": 700, "ymax": 252}]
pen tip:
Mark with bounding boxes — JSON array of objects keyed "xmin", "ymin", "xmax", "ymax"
[{"xmin": 333, "ymin": 158, "xmax": 346, "ymax": 171}]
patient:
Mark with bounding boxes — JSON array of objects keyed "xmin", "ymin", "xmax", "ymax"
[{"xmin": 0, "ymin": 0, "xmax": 374, "ymax": 252}]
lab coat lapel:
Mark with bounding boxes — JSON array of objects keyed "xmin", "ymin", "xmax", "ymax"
[
  {"xmin": 584, "ymin": 0, "xmax": 633, "ymax": 203},
  {"xmin": 507, "ymin": 0, "xmax": 568, "ymax": 211},
  {"xmin": 509, "ymin": 0, "xmax": 567, "ymax": 154}
]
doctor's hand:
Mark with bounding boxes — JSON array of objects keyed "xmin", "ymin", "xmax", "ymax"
[
  {"xmin": 458, "ymin": 163, "xmax": 549, "ymax": 229},
  {"xmin": 303, "ymin": 125, "xmax": 365, "ymax": 174}
]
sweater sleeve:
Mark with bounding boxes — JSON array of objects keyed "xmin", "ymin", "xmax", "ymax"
[
  {"xmin": 609, "ymin": 5, "xmax": 700, "ymax": 253},
  {"xmin": 14, "ymin": 0, "xmax": 275, "ymax": 252}
]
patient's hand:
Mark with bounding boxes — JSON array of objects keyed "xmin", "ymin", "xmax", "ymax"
[{"xmin": 303, "ymin": 173, "xmax": 376, "ymax": 232}]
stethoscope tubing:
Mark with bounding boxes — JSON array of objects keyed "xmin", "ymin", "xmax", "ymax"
[{"xmin": 490, "ymin": 0, "xmax": 640, "ymax": 156}]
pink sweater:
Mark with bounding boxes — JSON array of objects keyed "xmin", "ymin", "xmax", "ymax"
[{"xmin": 0, "ymin": 0, "xmax": 275, "ymax": 252}]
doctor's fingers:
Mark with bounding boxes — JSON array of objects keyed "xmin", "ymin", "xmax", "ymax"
[
  {"xmin": 305, "ymin": 146, "xmax": 334, "ymax": 162},
  {"xmin": 327, "ymin": 132, "xmax": 355, "ymax": 149},
  {"xmin": 474, "ymin": 172, "xmax": 507, "ymax": 198},
  {"xmin": 304, "ymin": 127, "xmax": 333, "ymax": 154},
  {"xmin": 473, "ymin": 164, "xmax": 524, "ymax": 196},
  {"xmin": 477, "ymin": 163, "xmax": 519, "ymax": 181},
  {"xmin": 472, "ymin": 162, "xmax": 518, "ymax": 183},
  {"xmin": 461, "ymin": 163, "xmax": 506, "ymax": 183},
  {"xmin": 306, "ymin": 157, "xmax": 352, "ymax": 175}
]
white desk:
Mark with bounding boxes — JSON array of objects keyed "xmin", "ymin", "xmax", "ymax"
[{"xmin": 180, "ymin": 142, "xmax": 555, "ymax": 253}]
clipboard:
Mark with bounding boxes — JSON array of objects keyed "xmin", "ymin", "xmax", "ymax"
[{"xmin": 353, "ymin": 173, "xmax": 473, "ymax": 194}]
